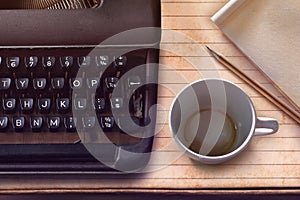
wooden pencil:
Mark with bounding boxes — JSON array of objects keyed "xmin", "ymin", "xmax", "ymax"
[{"xmin": 206, "ymin": 45, "xmax": 300, "ymax": 124}]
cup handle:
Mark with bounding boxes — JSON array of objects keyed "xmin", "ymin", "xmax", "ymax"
[{"xmin": 254, "ymin": 117, "xmax": 279, "ymax": 136}]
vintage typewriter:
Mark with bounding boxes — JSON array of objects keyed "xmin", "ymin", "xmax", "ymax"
[{"xmin": 0, "ymin": 0, "xmax": 161, "ymax": 173}]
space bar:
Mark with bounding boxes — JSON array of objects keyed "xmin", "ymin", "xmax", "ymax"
[{"xmin": 0, "ymin": 143, "xmax": 118, "ymax": 163}]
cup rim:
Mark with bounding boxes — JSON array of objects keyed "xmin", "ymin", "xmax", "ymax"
[{"xmin": 169, "ymin": 78, "xmax": 257, "ymax": 162}]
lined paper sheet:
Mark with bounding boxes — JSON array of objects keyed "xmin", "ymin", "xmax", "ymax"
[{"xmin": 0, "ymin": 0, "xmax": 300, "ymax": 193}]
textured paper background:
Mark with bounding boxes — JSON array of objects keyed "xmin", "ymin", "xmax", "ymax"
[
  {"xmin": 1, "ymin": 0, "xmax": 300, "ymax": 194},
  {"xmin": 212, "ymin": 0, "xmax": 300, "ymax": 109}
]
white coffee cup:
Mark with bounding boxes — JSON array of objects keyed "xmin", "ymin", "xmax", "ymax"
[{"xmin": 170, "ymin": 79, "xmax": 279, "ymax": 164}]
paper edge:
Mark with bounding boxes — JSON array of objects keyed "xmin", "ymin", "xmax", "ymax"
[{"xmin": 211, "ymin": 0, "xmax": 247, "ymax": 26}]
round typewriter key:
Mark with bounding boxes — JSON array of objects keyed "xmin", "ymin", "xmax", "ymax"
[
  {"xmin": 15, "ymin": 78, "xmax": 29, "ymax": 90},
  {"xmin": 30, "ymin": 117, "xmax": 43, "ymax": 132},
  {"xmin": 60, "ymin": 56, "xmax": 73, "ymax": 68},
  {"xmin": 20, "ymin": 98, "xmax": 34, "ymax": 113},
  {"xmin": 25, "ymin": 56, "xmax": 38, "ymax": 68},
  {"xmin": 3, "ymin": 98, "xmax": 16, "ymax": 113},
  {"xmin": 56, "ymin": 98, "xmax": 70, "ymax": 113},
  {"xmin": 114, "ymin": 55, "xmax": 127, "ymax": 67},
  {"xmin": 78, "ymin": 56, "xmax": 91, "ymax": 67},
  {"xmin": 105, "ymin": 77, "xmax": 119, "ymax": 89},
  {"xmin": 70, "ymin": 78, "xmax": 83, "ymax": 89},
  {"xmin": 38, "ymin": 98, "xmax": 51, "ymax": 113},
  {"xmin": 6, "ymin": 57, "xmax": 20, "ymax": 68},
  {"xmin": 0, "ymin": 117, "xmax": 8, "ymax": 130},
  {"xmin": 12, "ymin": 117, "xmax": 25, "ymax": 131},
  {"xmin": 87, "ymin": 78, "xmax": 100, "ymax": 89},
  {"xmin": 96, "ymin": 55, "xmax": 109, "ymax": 67},
  {"xmin": 47, "ymin": 117, "xmax": 61, "ymax": 131},
  {"xmin": 51, "ymin": 78, "xmax": 65, "ymax": 89},
  {"xmin": 33, "ymin": 78, "xmax": 47, "ymax": 90},
  {"xmin": 64, "ymin": 117, "xmax": 77, "ymax": 132},
  {"xmin": 0, "ymin": 78, "xmax": 11, "ymax": 90},
  {"xmin": 42, "ymin": 56, "xmax": 55, "ymax": 68}
]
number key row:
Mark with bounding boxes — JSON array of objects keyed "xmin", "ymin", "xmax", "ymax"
[{"xmin": 1, "ymin": 55, "xmax": 127, "ymax": 68}]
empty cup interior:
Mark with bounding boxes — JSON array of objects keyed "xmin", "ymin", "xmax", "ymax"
[{"xmin": 170, "ymin": 80, "xmax": 256, "ymax": 157}]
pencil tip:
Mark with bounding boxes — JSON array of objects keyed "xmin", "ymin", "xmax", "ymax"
[
  {"xmin": 205, "ymin": 45, "xmax": 219, "ymax": 58},
  {"xmin": 205, "ymin": 45, "xmax": 220, "ymax": 58},
  {"xmin": 205, "ymin": 45, "xmax": 212, "ymax": 52},
  {"xmin": 205, "ymin": 45, "xmax": 217, "ymax": 56}
]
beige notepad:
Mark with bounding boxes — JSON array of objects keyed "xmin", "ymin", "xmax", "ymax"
[{"xmin": 212, "ymin": 0, "xmax": 300, "ymax": 109}]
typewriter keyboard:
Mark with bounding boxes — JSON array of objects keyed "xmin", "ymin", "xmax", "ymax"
[{"xmin": 0, "ymin": 48, "xmax": 157, "ymax": 146}]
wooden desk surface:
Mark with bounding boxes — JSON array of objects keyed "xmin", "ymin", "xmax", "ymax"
[{"xmin": 1, "ymin": 0, "xmax": 300, "ymax": 195}]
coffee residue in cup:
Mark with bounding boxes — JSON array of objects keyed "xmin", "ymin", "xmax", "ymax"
[{"xmin": 184, "ymin": 109, "xmax": 238, "ymax": 156}]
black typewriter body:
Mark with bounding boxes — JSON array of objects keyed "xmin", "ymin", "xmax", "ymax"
[{"xmin": 0, "ymin": 0, "xmax": 161, "ymax": 174}]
